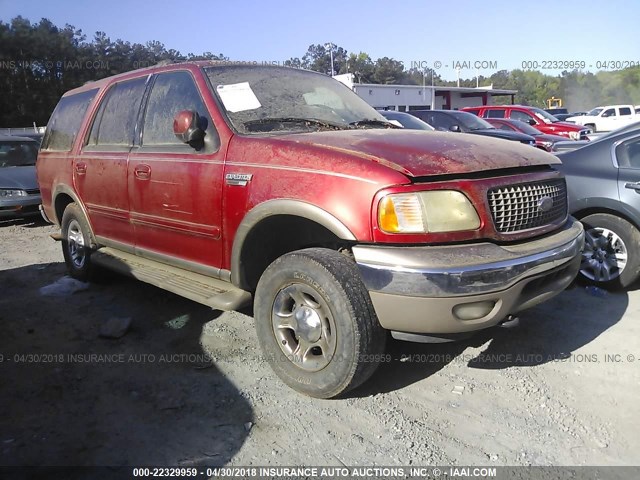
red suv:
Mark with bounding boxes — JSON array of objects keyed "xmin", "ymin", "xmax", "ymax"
[
  {"xmin": 37, "ymin": 62, "xmax": 584, "ymax": 398},
  {"xmin": 463, "ymin": 105, "xmax": 591, "ymax": 140}
]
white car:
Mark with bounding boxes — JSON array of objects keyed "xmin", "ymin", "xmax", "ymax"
[{"xmin": 567, "ymin": 105, "xmax": 637, "ymax": 132}]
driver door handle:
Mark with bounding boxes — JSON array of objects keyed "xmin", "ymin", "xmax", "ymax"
[
  {"xmin": 134, "ymin": 164, "xmax": 151, "ymax": 180},
  {"xmin": 624, "ymin": 181, "xmax": 640, "ymax": 191}
]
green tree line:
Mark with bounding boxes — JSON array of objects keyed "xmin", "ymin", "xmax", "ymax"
[{"xmin": 1, "ymin": 16, "xmax": 639, "ymax": 126}]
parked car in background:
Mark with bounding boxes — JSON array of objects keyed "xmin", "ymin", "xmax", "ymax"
[
  {"xmin": 462, "ymin": 105, "xmax": 591, "ymax": 140},
  {"xmin": 379, "ymin": 110, "xmax": 434, "ymax": 130},
  {"xmin": 552, "ymin": 121, "xmax": 640, "ymax": 153},
  {"xmin": 486, "ymin": 118, "xmax": 570, "ymax": 152},
  {"xmin": 409, "ymin": 110, "xmax": 536, "ymax": 145},
  {"xmin": 567, "ymin": 105, "xmax": 638, "ymax": 132},
  {"xmin": 37, "ymin": 62, "xmax": 583, "ymax": 398},
  {"xmin": 0, "ymin": 135, "xmax": 41, "ymax": 218},
  {"xmin": 554, "ymin": 112, "xmax": 587, "ymax": 122},
  {"xmin": 556, "ymin": 123, "xmax": 640, "ymax": 288},
  {"xmin": 545, "ymin": 108, "xmax": 569, "ymax": 116}
]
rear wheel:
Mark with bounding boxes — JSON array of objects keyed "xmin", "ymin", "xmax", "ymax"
[
  {"xmin": 579, "ymin": 213, "xmax": 640, "ymax": 289},
  {"xmin": 254, "ymin": 248, "xmax": 386, "ymax": 398},
  {"xmin": 61, "ymin": 203, "xmax": 97, "ymax": 281}
]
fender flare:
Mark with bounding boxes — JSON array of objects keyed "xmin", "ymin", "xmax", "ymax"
[
  {"xmin": 52, "ymin": 185, "xmax": 98, "ymax": 247},
  {"xmin": 230, "ymin": 199, "xmax": 357, "ymax": 287}
]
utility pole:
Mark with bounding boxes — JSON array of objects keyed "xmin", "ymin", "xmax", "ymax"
[{"xmin": 325, "ymin": 42, "xmax": 335, "ymax": 76}]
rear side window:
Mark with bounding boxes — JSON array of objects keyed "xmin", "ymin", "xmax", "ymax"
[
  {"xmin": 486, "ymin": 109, "xmax": 505, "ymax": 118},
  {"xmin": 616, "ymin": 137, "xmax": 640, "ymax": 169},
  {"xmin": 87, "ymin": 77, "xmax": 148, "ymax": 147},
  {"xmin": 429, "ymin": 113, "xmax": 455, "ymax": 130},
  {"xmin": 41, "ymin": 89, "xmax": 98, "ymax": 151},
  {"xmin": 142, "ymin": 71, "xmax": 210, "ymax": 146},
  {"xmin": 620, "ymin": 107, "xmax": 632, "ymax": 116},
  {"xmin": 510, "ymin": 110, "xmax": 535, "ymax": 123},
  {"xmin": 465, "ymin": 108, "xmax": 480, "ymax": 116}
]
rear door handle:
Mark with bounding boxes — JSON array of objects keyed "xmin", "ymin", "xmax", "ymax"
[
  {"xmin": 134, "ymin": 164, "xmax": 151, "ymax": 180},
  {"xmin": 625, "ymin": 181, "xmax": 640, "ymax": 191},
  {"xmin": 75, "ymin": 162, "xmax": 87, "ymax": 175}
]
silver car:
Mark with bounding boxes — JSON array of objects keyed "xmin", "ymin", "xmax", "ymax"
[{"xmin": 0, "ymin": 135, "xmax": 41, "ymax": 218}]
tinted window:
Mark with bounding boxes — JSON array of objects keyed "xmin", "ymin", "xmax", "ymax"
[
  {"xmin": 602, "ymin": 108, "xmax": 615, "ymax": 117},
  {"xmin": 429, "ymin": 113, "xmax": 456, "ymax": 130},
  {"xmin": 620, "ymin": 107, "xmax": 632, "ymax": 116},
  {"xmin": 486, "ymin": 109, "xmax": 505, "ymax": 118},
  {"xmin": 142, "ymin": 71, "xmax": 210, "ymax": 146},
  {"xmin": 497, "ymin": 123, "xmax": 514, "ymax": 131},
  {"xmin": 88, "ymin": 77, "xmax": 147, "ymax": 147},
  {"xmin": 510, "ymin": 110, "xmax": 536, "ymax": 123},
  {"xmin": 617, "ymin": 137, "xmax": 640, "ymax": 169},
  {"xmin": 42, "ymin": 89, "xmax": 97, "ymax": 151},
  {"xmin": 465, "ymin": 108, "xmax": 480, "ymax": 116},
  {"xmin": 0, "ymin": 140, "xmax": 38, "ymax": 167}
]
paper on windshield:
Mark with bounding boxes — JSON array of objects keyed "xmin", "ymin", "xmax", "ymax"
[{"xmin": 216, "ymin": 82, "xmax": 261, "ymax": 113}]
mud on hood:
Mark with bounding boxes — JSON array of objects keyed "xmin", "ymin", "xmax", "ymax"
[{"xmin": 277, "ymin": 129, "xmax": 560, "ymax": 177}]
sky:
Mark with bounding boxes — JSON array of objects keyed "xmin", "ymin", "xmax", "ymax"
[{"xmin": 1, "ymin": 0, "xmax": 639, "ymax": 81}]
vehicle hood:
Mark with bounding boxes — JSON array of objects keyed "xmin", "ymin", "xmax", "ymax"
[
  {"xmin": 536, "ymin": 133, "xmax": 570, "ymax": 143},
  {"xmin": 0, "ymin": 166, "xmax": 38, "ymax": 190},
  {"xmin": 468, "ymin": 129, "xmax": 534, "ymax": 142},
  {"xmin": 562, "ymin": 117, "xmax": 590, "ymax": 125},
  {"xmin": 274, "ymin": 129, "xmax": 560, "ymax": 177}
]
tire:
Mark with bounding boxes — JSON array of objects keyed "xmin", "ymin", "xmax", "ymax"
[
  {"xmin": 578, "ymin": 213, "xmax": 640, "ymax": 289},
  {"xmin": 254, "ymin": 248, "xmax": 386, "ymax": 398},
  {"xmin": 61, "ymin": 203, "xmax": 97, "ymax": 281}
]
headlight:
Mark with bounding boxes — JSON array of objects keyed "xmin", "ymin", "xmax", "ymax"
[
  {"xmin": 378, "ymin": 191, "xmax": 480, "ymax": 234},
  {"xmin": 0, "ymin": 189, "xmax": 27, "ymax": 198},
  {"xmin": 568, "ymin": 131, "xmax": 580, "ymax": 140}
]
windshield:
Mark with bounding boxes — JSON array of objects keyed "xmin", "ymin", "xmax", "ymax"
[
  {"xmin": 205, "ymin": 66, "xmax": 390, "ymax": 134},
  {"xmin": 450, "ymin": 112, "xmax": 494, "ymax": 131},
  {"xmin": 587, "ymin": 108, "xmax": 604, "ymax": 116},
  {"xmin": 531, "ymin": 107, "xmax": 560, "ymax": 124},
  {"xmin": 509, "ymin": 120, "xmax": 542, "ymax": 135},
  {"xmin": 0, "ymin": 140, "xmax": 38, "ymax": 168}
]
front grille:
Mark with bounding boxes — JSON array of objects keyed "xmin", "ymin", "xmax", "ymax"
[
  {"xmin": 25, "ymin": 189, "xmax": 40, "ymax": 195},
  {"xmin": 579, "ymin": 129, "xmax": 589, "ymax": 140},
  {"xmin": 488, "ymin": 179, "xmax": 567, "ymax": 233}
]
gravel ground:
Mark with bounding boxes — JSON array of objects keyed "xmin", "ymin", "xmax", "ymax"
[{"xmin": 0, "ymin": 217, "xmax": 639, "ymax": 471}]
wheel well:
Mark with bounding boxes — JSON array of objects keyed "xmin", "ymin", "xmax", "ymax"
[
  {"xmin": 238, "ymin": 215, "xmax": 348, "ymax": 292},
  {"xmin": 573, "ymin": 207, "xmax": 640, "ymax": 230},
  {"xmin": 54, "ymin": 193, "xmax": 75, "ymax": 225}
]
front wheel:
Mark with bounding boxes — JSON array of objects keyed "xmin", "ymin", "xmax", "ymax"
[
  {"xmin": 579, "ymin": 213, "xmax": 640, "ymax": 289},
  {"xmin": 254, "ymin": 248, "xmax": 386, "ymax": 398}
]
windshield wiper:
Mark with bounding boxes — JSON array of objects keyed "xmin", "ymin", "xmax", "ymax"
[
  {"xmin": 348, "ymin": 119, "xmax": 400, "ymax": 129},
  {"xmin": 242, "ymin": 117, "xmax": 347, "ymax": 131}
]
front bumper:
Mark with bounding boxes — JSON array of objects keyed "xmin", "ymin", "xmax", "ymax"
[
  {"xmin": 0, "ymin": 195, "xmax": 42, "ymax": 218},
  {"xmin": 353, "ymin": 218, "xmax": 584, "ymax": 335}
]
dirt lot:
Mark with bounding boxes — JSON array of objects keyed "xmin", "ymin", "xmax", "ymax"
[{"xmin": 1, "ymin": 217, "xmax": 639, "ymax": 470}]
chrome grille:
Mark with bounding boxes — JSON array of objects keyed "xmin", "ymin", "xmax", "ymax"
[{"xmin": 488, "ymin": 179, "xmax": 567, "ymax": 233}]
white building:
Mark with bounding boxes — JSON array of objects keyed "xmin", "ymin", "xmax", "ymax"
[{"xmin": 334, "ymin": 73, "xmax": 517, "ymax": 112}]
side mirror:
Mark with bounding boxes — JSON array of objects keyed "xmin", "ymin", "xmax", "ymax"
[
  {"xmin": 173, "ymin": 110, "xmax": 205, "ymax": 146},
  {"xmin": 449, "ymin": 125, "xmax": 461, "ymax": 132},
  {"xmin": 528, "ymin": 119, "xmax": 536, "ymax": 126}
]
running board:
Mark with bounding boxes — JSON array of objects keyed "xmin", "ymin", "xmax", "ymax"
[{"xmin": 92, "ymin": 247, "xmax": 252, "ymax": 311}]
